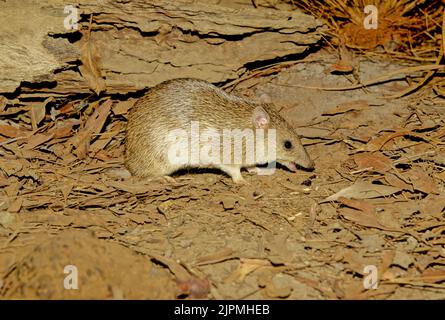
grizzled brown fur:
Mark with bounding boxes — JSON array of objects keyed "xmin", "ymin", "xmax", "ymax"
[{"xmin": 125, "ymin": 78, "xmax": 314, "ymax": 183}]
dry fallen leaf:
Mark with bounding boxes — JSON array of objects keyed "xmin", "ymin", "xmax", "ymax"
[
  {"xmin": 0, "ymin": 125, "xmax": 25, "ymax": 138},
  {"xmin": 112, "ymin": 100, "xmax": 135, "ymax": 116},
  {"xmin": 420, "ymin": 269, "xmax": 445, "ymax": 284},
  {"xmin": 263, "ymin": 273, "xmax": 293, "ymax": 299},
  {"xmin": 364, "ymin": 130, "xmax": 426, "ymax": 152},
  {"xmin": 79, "ymin": 15, "xmax": 106, "ymax": 95},
  {"xmin": 353, "ymin": 152, "xmax": 393, "ymax": 172},
  {"xmin": 0, "ymin": 96, "xmax": 7, "ymax": 112},
  {"xmin": 68, "ymin": 99, "xmax": 112, "ymax": 159},
  {"xmin": 384, "ymin": 172, "xmax": 413, "ymax": 191},
  {"xmin": 420, "ymin": 194, "xmax": 445, "ymax": 217},
  {"xmin": 393, "ymin": 250, "xmax": 414, "ymax": 269},
  {"xmin": 0, "ymin": 160, "xmax": 23, "ymax": 176},
  {"xmin": 49, "ymin": 119, "xmax": 79, "ymax": 139},
  {"xmin": 89, "ymin": 122, "xmax": 121, "ymax": 155},
  {"xmin": 322, "ymin": 181, "xmax": 401, "ymax": 202},
  {"xmin": 29, "ymin": 97, "xmax": 53, "ymax": 130},
  {"xmin": 323, "ymin": 100, "xmax": 369, "ymax": 116},
  {"xmin": 225, "ymin": 258, "xmax": 272, "ymax": 283},
  {"xmin": 24, "ymin": 133, "xmax": 54, "ymax": 150},
  {"xmin": 380, "ymin": 250, "xmax": 396, "ymax": 279},
  {"xmin": 8, "ymin": 197, "xmax": 23, "ymax": 213},
  {"xmin": 337, "ymin": 197, "xmax": 375, "ymax": 214},
  {"xmin": 405, "ymin": 167, "xmax": 438, "ymax": 194},
  {"xmin": 195, "ymin": 248, "xmax": 235, "ymax": 266},
  {"xmin": 105, "ymin": 179, "xmax": 155, "ymax": 195},
  {"xmin": 339, "ymin": 207, "xmax": 398, "ymax": 232}
]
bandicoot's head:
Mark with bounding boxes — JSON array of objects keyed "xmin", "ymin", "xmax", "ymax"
[{"xmin": 251, "ymin": 105, "xmax": 315, "ymax": 171}]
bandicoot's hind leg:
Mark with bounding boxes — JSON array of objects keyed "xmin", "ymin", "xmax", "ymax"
[
  {"xmin": 127, "ymin": 152, "xmax": 179, "ymax": 178},
  {"xmin": 218, "ymin": 164, "xmax": 247, "ymax": 184}
]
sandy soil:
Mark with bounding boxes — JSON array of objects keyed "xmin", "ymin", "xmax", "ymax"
[{"xmin": 0, "ymin": 50, "xmax": 444, "ymax": 299}]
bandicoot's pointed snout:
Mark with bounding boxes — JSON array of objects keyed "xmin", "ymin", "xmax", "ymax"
[
  {"xmin": 304, "ymin": 158, "xmax": 315, "ymax": 170},
  {"xmin": 297, "ymin": 148, "xmax": 315, "ymax": 170}
]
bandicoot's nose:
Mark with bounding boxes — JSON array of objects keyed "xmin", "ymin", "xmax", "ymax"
[
  {"xmin": 297, "ymin": 149, "xmax": 315, "ymax": 170},
  {"xmin": 304, "ymin": 158, "xmax": 315, "ymax": 170}
]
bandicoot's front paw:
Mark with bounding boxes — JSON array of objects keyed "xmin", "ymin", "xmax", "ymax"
[
  {"xmin": 231, "ymin": 175, "xmax": 249, "ymax": 185},
  {"xmin": 161, "ymin": 176, "xmax": 178, "ymax": 184},
  {"xmin": 246, "ymin": 167, "xmax": 259, "ymax": 175}
]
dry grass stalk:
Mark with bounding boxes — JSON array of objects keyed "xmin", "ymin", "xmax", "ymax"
[{"xmin": 293, "ymin": 0, "xmax": 444, "ymax": 59}]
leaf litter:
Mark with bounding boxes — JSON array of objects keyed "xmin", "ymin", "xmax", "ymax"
[{"xmin": 0, "ymin": 3, "xmax": 445, "ymax": 300}]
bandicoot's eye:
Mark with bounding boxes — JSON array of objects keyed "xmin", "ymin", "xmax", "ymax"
[{"xmin": 284, "ymin": 140, "xmax": 293, "ymax": 149}]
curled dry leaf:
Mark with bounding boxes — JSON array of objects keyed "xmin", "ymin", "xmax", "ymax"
[
  {"xmin": 29, "ymin": 97, "xmax": 53, "ymax": 130},
  {"xmin": 0, "ymin": 96, "xmax": 7, "ymax": 112},
  {"xmin": 364, "ymin": 130, "xmax": 426, "ymax": 152}
]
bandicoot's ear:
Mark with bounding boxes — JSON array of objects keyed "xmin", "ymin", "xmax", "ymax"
[{"xmin": 252, "ymin": 106, "xmax": 270, "ymax": 129}]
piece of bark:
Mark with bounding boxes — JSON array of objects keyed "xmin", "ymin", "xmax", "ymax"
[
  {"xmin": 0, "ymin": 0, "xmax": 80, "ymax": 93},
  {"xmin": 1, "ymin": 0, "xmax": 324, "ymax": 97}
]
